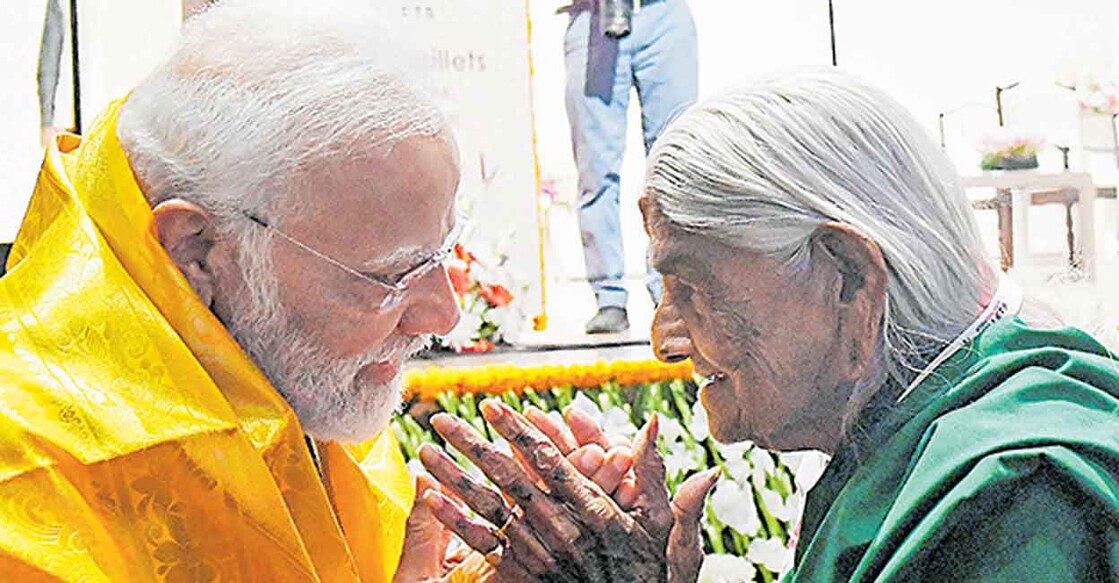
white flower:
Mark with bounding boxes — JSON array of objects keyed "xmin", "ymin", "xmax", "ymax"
[
  {"xmin": 470, "ymin": 261, "xmax": 499, "ymax": 284},
  {"xmin": 688, "ymin": 400, "xmax": 710, "ymax": 442},
  {"xmin": 750, "ymin": 448, "xmax": 777, "ymax": 474},
  {"xmin": 659, "ymin": 416, "xmax": 686, "ymax": 444},
  {"xmin": 1087, "ymin": 91, "xmax": 1108, "ymax": 109},
  {"xmin": 708, "ymin": 478, "xmax": 761, "ymax": 536},
  {"xmin": 406, "ymin": 458, "xmax": 426, "ymax": 477},
  {"xmin": 545, "ymin": 410, "xmax": 566, "ymax": 430},
  {"xmin": 443, "ymin": 311, "xmax": 482, "ymax": 346},
  {"xmin": 746, "ymin": 537, "xmax": 793, "ymax": 575},
  {"xmin": 664, "ymin": 440, "xmax": 705, "ymax": 479},
  {"xmin": 570, "ymin": 395, "xmax": 636, "ymax": 444},
  {"xmin": 780, "ymin": 491, "xmax": 805, "ymax": 523},
  {"xmin": 698, "ymin": 553, "xmax": 756, "ymax": 583},
  {"xmin": 725, "ymin": 457, "xmax": 752, "ymax": 485},
  {"xmin": 487, "ymin": 305, "xmax": 523, "ymax": 341},
  {"xmin": 760, "ymin": 489, "xmax": 801, "ymax": 524},
  {"xmin": 749, "ymin": 448, "xmax": 777, "ymax": 488},
  {"xmin": 601, "ymin": 405, "xmax": 637, "ymax": 443},
  {"xmin": 716, "ymin": 441, "xmax": 753, "ymax": 483},
  {"xmin": 779, "ymin": 451, "xmax": 831, "ymax": 493},
  {"xmin": 715, "ymin": 440, "xmax": 752, "ymax": 459},
  {"xmin": 570, "ymin": 392, "xmax": 603, "ymax": 423}
]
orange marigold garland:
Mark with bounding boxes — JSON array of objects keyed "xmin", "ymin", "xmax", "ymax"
[{"xmin": 404, "ymin": 358, "xmax": 694, "ymax": 402}]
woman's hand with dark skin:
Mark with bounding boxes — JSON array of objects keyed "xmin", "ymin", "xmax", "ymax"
[{"xmin": 418, "ymin": 400, "xmax": 718, "ymax": 582}]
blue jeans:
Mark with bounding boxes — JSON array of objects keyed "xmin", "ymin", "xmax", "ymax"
[{"xmin": 565, "ymin": 0, "xmax": 698, "ymax": 309}]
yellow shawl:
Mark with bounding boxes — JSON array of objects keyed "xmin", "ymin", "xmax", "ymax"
[{"xmin": 0, "ymin": 99, "xmax": 413, "ymax": 582}]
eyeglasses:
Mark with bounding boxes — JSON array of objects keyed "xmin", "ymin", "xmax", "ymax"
[{"xmin": 243, "ymin": 211, "xmax": 461, "ymax": 311}]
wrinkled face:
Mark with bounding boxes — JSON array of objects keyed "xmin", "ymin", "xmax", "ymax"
[
  {"xmin": 221, "ymin": 135, "xmax": 461, "ymax": 442},
  {"xmin": 642, "ymin": 196, "xmax": 869, "ymax": 452}
]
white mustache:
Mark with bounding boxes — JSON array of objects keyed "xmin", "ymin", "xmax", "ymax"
[{"xmin": 363, "ymin": 334, "xmax": 432, "ymax": 365}]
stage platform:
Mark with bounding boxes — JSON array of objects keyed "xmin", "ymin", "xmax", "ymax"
[
  {"xmin": 410, "ymin": 338, "xmax": 657, "ymax": 371},
  {"xmin": 410, "ymin": 275, "xmax": 662, "ymax": 370}
]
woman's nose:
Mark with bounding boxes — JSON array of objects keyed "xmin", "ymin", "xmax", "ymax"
[{"xmin": 651, "ymin": 294, "xmax": 692, "ymax": 363}]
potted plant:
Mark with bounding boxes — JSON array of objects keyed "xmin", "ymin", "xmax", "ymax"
[
  {"xmin": 979, "ymin": 129, "xmax": 1045, "ymax": 171},
  {"xmin": 1077, "ymin": 78, "xmax": 1119, "ymax": 115},
  {"xmin": 1076, "ymin": 78, "xmax": 1118, "ymax": 150}
]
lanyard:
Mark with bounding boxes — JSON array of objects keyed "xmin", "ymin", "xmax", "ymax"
[{"xmin": 896, "ymin": 274, "xmax": 1024, "ymax": 404}]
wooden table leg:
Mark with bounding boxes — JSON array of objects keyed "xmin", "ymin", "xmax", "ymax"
[
  {"xmin": 1076, "ymin": 181, "xmax": 1097, "ymax": 280},
  {"xmin": 997, "ymin": 188, "xmax": 1013, "ymax": 271},
  {"xmin": 1065, "ymin": 202, "xmax": 1077, "ymax": 268}
]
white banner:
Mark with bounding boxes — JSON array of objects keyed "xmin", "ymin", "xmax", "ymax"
[
  {"xmin": 383, "ymin": 1, "xmax": 545, "ymax": 330},
  {"xmin": 2, "ymin": 1, "xmax": 545, "ymax": 329}
]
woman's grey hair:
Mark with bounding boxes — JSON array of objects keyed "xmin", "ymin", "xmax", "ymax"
[
  {"xmin": 646, "ymin": 70, "xmax": 996, "ymax": 429},
  {"xmin": 116, "ymin": 0, "xmax": 446, "ymax": 228}
]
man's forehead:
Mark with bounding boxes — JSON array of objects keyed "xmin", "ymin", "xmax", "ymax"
[
  {"xmin": 359, "ymin": 212, "xmax": 457, "ymax": 272},
  {"xmin": 297, "ymin": 133, "xmax": 457, "ymax": 196},
  {"xmin": 285, "ymin": 135, "xmax": 459, "ymax": 269}
]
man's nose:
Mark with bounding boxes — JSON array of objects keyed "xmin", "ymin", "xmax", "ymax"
[
  {"xmin": 396, "ymin": 265, "xmax": 460, "ymax": 337},
  {"xmin": 651, "ymin": 293, "xmax": 692, "ymax": 363}
]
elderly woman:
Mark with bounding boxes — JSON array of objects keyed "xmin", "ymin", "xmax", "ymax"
[{"xmin": 422, "ymin": 71, "xmax": 1118, "ymax": 581}]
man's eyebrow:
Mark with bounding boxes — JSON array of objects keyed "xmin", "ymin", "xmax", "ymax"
[
  {"xmin": 360, "ymin": 245, "xmax": 432, "ymax": 274},
  {"xmin": 360, "ymin": 219, "xmax": 458, "ymax": 274}
]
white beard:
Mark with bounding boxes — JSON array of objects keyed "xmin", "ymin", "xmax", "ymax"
[{"xmin": 225, "ymin": 234, "xmax": 429, "ymax": 442}]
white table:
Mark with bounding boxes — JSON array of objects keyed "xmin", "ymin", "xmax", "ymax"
[{"xmin": 959, "ymin": 171, "xmax": 1097, "ymax": 280}]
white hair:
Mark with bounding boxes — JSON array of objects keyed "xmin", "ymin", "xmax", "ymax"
[
  {"xmin": 646, "ymin": 70, "xmax": 995, "ymax": 404},
  {"xmin": 117, "ymin": 0, "xmax": 446, "ymax": 224},
  {"xmin": 115, "ymin": 0, "xmax": 446, "ymax": 441}
]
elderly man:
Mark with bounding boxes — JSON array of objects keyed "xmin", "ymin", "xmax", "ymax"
[
  {"xmin": 423, "ymin": 71, "xmax": 1118, "ymax": 581},
  {"xmin": 0, "ymin": 2, "xmax": 465, "ymax": 580},
  {"xmin": 6, "ymin": 2, "xmax": 638, "ymax": 579}
]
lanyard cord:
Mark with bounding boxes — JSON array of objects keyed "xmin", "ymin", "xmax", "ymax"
[{"xmin": 896, "ymin": 274, "xmax": 1024, "ymax": 404}]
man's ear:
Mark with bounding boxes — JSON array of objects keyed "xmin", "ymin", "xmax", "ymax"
[
  {"xmin": 151, "ymin": 199, "xmax": 219, "ymax": 306},
  {"xmin": 811, "ymin": 221, "xmax": 888, "ymax": 380}
]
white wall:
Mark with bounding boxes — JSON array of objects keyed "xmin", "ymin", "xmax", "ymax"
[
  {"xmin": 0, "ymin": 1, "xmax": 65, "ymax": 240},
  {"xmin": 529, "ymin": 0, "xmax": 1118, "ymax": 281},
  {"xmin": 76, "ymin": 0, "xmax": 181, "ymax": 126},
  {"xmin": 0, "ymin": 0, "xmax": 180, "ymax": 242},
  {"xmin": 2, "ymin": 0, "xmax": 1116, "ymax": 255},
  {"xmin": 384, "ymin": 0, "xmax": 545, "ymax": 317}
]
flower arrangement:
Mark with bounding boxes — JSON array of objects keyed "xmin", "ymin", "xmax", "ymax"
[
  {"xmin": 1077, "ymin": 78, "xmax": 1119, "ymax": 115},
  {"xmin": 404, "ymin": 359, "xmax": 694, "ymax": 402},
  {"xmin": 978, "ymin": 129, "xmax": 1045, "ymax": 171},
  {"xmin": 396, "ymin": 366, "xmax": 829, "ymax": 581},
  {"xmin": 439, "ymin": 243, "xmax": 523, "ymax": 353}
]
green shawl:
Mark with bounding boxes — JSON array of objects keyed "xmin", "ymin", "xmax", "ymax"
[{"xmin": 788, "ymin": 317, "xmax": 1118, "ymax": 581}]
